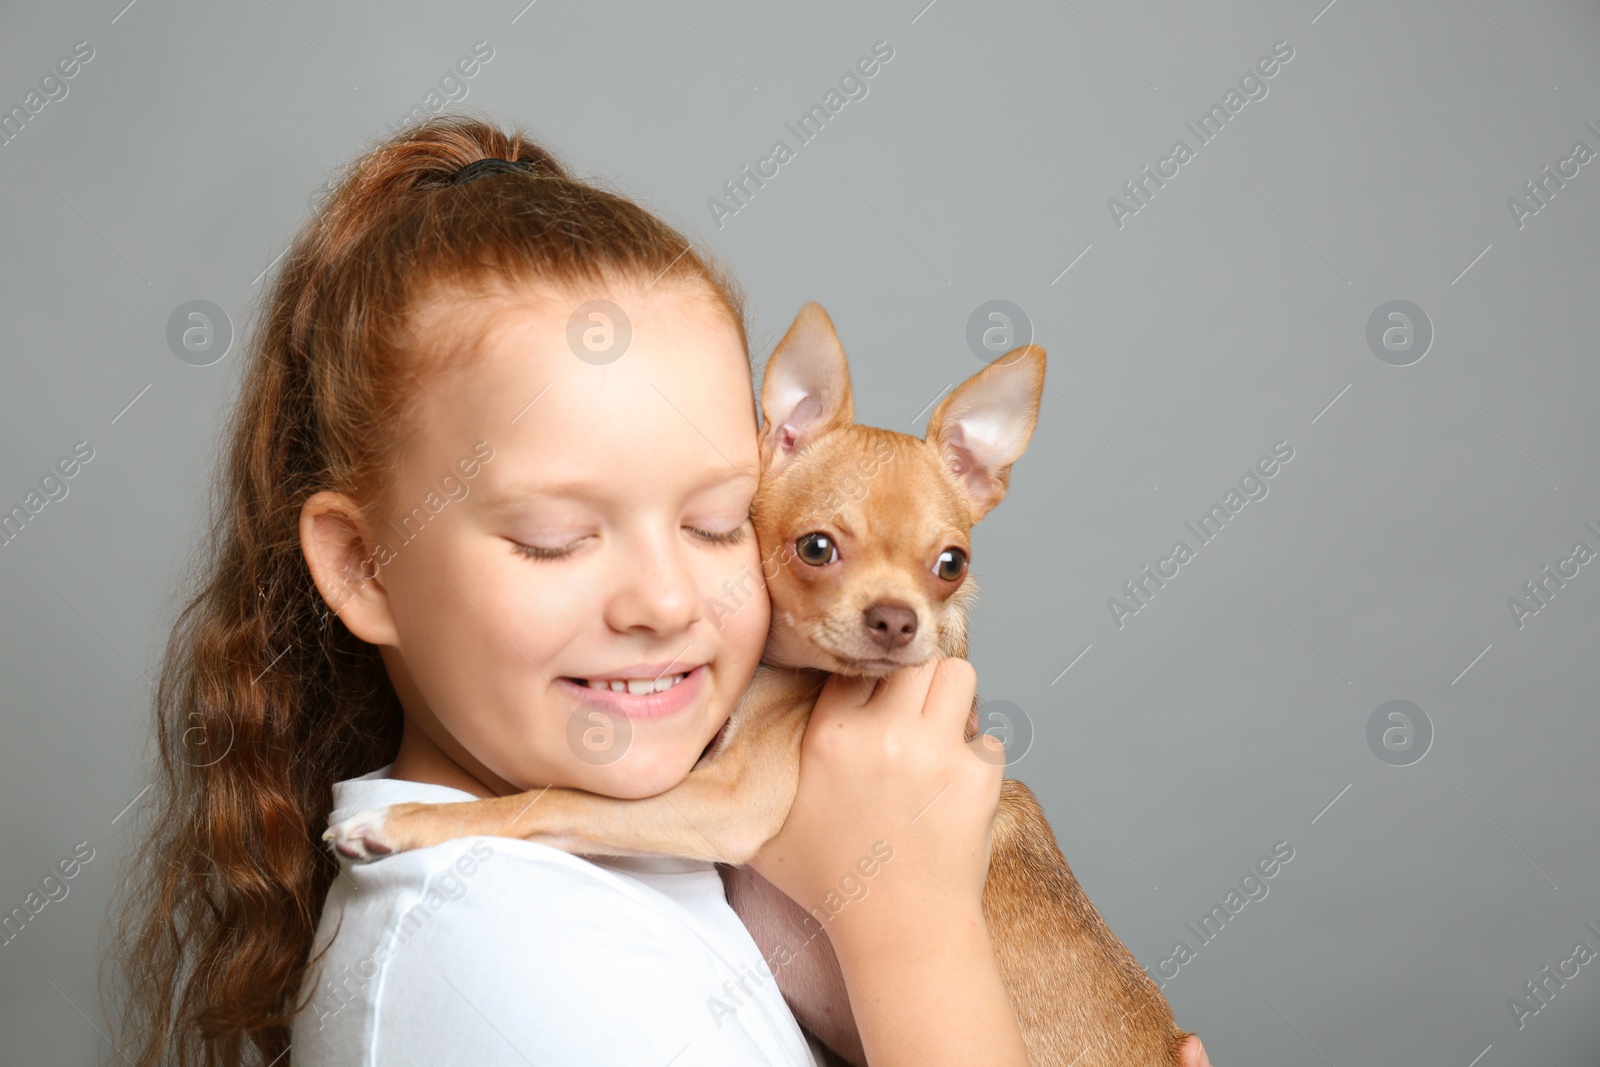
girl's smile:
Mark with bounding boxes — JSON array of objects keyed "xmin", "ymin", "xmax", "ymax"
[{"xmin": 556, "ymin": 661, "xmax": 708, "ymax": 719}]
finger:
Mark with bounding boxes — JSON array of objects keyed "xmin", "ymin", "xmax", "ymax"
[
  {"xmin": 923, "ymin": 656, "xmax": 977, "ymax": 733},
  {"xmin": 857, "ymin": 657, "xmax": 940, "ymax": 721},
  {"xmin": 1178, "ymin": 1035, "xmax": 1211, "ymax": 1067},
  {"xmin": 967, "ymin": 725, "xmax": 1008, "ymax": 768},
  {"xmin": 816, "ymin": 669, "xmax": 879, "ymax": 713}
]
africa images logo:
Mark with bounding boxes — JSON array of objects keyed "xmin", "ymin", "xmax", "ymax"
[
  {"xmin": 707, "ymin": 40, "xmax": 895, "ymax": 229},
  {"xmin": 1106, "ymin": 40, "xmax": 1295, "ymax": 229}
]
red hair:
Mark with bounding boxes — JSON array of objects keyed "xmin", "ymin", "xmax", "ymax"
[{"xmin": 105, "ymin": 114, "xmax": 748, "ymax": 1066}]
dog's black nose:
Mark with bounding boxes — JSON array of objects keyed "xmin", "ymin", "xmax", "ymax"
[{"xmin": 864, "ymin": 601, "xmax": 918, "ymax": 650}]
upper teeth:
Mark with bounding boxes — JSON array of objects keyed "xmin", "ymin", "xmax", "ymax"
[{"xmin": 582, "ymin": 673, "xmax": 688, "ymax": 695}]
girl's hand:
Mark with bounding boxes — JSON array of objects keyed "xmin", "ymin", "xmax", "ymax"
[
  {"xmin": 749, "ymin": 657, "xmax": 1028, "ymax": 1066},
  {"xmin": 749, "ymin": 656, "xmax": 1001, "ymax": 924}
]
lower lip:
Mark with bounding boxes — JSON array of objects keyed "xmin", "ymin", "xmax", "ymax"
[
  {"xmin": 839, "ymin": 654, "xmax": 904, "ymax": 672},
  {"xmin": 556, "ymin": 663, "xmax": 709, "ymax": 720}
]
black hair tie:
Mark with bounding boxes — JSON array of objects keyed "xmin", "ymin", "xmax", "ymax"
[{"xmin": 450, "ymin": 157, "xmax": 539, "ymax": 186}]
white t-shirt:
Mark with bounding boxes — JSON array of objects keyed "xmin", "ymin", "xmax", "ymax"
[{"xmin": 291, "ymin": 765, "xmax": 829, "ymax": 1066}]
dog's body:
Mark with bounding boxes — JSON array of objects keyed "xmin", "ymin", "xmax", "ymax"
[{"xmin": 326, "ymin": 305, "xmax": 1198, "ymax": 1066}]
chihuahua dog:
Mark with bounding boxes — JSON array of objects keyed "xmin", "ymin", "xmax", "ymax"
[{"xmin": 326, "ymin": 303, "xmax": 1205, "ymax": 1067}]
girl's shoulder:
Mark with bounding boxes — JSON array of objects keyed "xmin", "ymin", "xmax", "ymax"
[
  {"xmin": 315, "ymin": 769, "xmax": 737, "ymax": 935},
  {"xmin": 312, "ymin": 770, "xmax": 735, "ymax": 956},
  {"xmin": 291, "ymin": 770, "xmax": 825, "ymax": 1066}
]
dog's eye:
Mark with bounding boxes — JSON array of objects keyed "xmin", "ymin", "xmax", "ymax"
[
  {"xmin": 935, "ymin": 547, "xmax": 967, "ymax": 581},
  {"xmin": 795, "ymin": 532, "xmax": 837, "ymax": 566}
]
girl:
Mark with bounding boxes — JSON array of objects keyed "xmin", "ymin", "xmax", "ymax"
[{"xmin": 108, "ymin": 115, "xmax": 1026, "ymax": 1066}]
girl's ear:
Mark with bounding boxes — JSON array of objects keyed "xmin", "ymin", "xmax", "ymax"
[
  {"xmin": 299, "ymin": 491, "xmax": 401, "ymax": 648},
  {"xmin": 925, "ymin": 345, "xmax": 1047, "ymax": 523},
  {"xmin": 758, "ymin": 302, "xmax": 855, "ymax": 474}
]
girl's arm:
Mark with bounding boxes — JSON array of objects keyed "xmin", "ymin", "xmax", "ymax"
[
  {"xmin": 827, "ymin": 897, "xmax": 1024, "ymax": 1066},
  {"xmin": 750, "ymin": 658, "xmax": 1030, "ymax": 1067}
]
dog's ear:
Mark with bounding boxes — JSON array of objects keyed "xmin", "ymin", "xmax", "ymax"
[
  {"xmin": 759, "ymin": 303, "xmax": 855, "ymax": 473},
  {"xmin": 926, "ymin": 346, "xmax": 1046, "ymax": 522}
]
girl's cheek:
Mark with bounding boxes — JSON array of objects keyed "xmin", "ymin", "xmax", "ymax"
[
  {"xmin": 722, "ymin": 568, "xmax": 771, "ymax": 660},
  {"xmin": 491, "ymin": 547, "xmax": 587, "ymax": 624}
]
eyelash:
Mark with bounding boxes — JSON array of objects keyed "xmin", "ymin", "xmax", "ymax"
[
  {"xmin": 510, "ymin": 541, "xmax": 578, "ymax": 561},
  {"xmin": 692, "ymin": 525, "xmax": 748, "ymax": 546},
  {"xmin": 510, "ymin": 523, "xmax": 748, "ymax": 561}
]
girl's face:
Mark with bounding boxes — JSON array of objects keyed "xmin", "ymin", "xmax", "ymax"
[{"xmin": 304, "ymin": 283, "xmax": 769, "ymax": 800}]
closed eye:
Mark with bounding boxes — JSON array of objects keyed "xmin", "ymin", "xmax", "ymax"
[
  {"xmin": 690, "ymin": 523, "xmax": 748, "ymax": 545},
  {"xmin": 509, "ymin": 537, "xmax": 587, "ymax": 561},
  {"xmin": 509, "ymin": 523, "xmax": 747, "ymax": 562}
]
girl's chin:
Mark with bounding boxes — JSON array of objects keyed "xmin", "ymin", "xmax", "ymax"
[{"xmin": 581, "ymin": 744, "xmax": 709, "ymax": 799}]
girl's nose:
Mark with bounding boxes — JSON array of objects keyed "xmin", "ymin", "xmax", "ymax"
[{"xmin": 605, "ymin": 533, "xmax": 701, "ymax": 635}]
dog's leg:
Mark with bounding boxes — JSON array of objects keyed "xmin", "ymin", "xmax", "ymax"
[
  {"xmin": 327, "ymin": 747, "xmax": 787, "ymax": 865},
  {"xmin": 326, "ymin": 676, "xmax": 815, "ymax": 865},
  {"xmin": 327, "ymin": 787, "xmax": 739, "ymax": 864}
]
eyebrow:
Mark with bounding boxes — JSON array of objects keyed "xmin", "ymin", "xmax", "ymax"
[{"xmin": 478, "ymin": 463, "xmax": 761, "ymax": 514}]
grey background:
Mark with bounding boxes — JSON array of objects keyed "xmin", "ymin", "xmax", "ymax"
[{"xmin": 2, "ymin": 0, "xmax": 1598, "ymax": 1064}]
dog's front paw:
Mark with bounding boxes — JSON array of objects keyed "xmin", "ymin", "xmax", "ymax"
[{"xmin": 323, "ymin": 808, "xmax": 399, "ymax": 863}]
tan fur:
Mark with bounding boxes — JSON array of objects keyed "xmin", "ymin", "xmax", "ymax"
[{"xmin": 326, "ymin": 304, "xmax": 1195, "ymax": 1066}]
